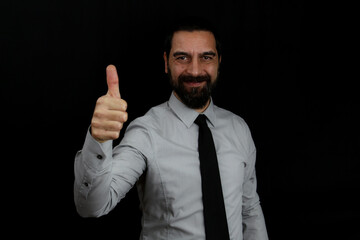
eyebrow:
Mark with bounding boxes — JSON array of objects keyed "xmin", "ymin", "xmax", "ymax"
[
  {"xmin": 201, "ymin": 51, "xmax": 216, "ymax": 57},
  {"xmin": 173, "ymin": 51, "xmax": 217, "ymax": 57},
  {"xmin": 173, "ymin": 51, "xmax": 190, "ymax": 57}
]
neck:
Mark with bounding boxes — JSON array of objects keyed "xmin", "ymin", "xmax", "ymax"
[
  {"xmin": 173, "ymin": 91, "xmax": 211, "ymax": 113},
  {"xmin": 195, "ymin": 99, "xmax": 211, "ymax": 113}
]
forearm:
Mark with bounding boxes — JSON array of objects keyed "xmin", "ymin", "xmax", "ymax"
[
  {"xmin": 242, "ymin": 142, "xmax": 268, "ymax": 239},
  {"xmin": 242, "ymin": 198, "xmax": 268, "ymax": 240},
  {"xmin": 73, "ymin": 130, "xmax": 117, "ymax": 217},
  {"xmin": 74, "ymin": 126, "xmax": 148, "ymax": 217}
]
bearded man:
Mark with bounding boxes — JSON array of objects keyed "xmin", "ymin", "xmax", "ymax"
[{"xmin": 74, "ymin": 18, "xmax": 268, "ymax": 240}]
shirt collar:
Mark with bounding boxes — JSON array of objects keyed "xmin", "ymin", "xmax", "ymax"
[{"xmin": 168, "ymin": 91, "xmax": 217, "ymax": 128}]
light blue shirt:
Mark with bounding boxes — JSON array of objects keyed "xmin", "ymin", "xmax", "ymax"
[{"xmin": 74, "ymin": 92, "xmax": 268, "ymax": 240}]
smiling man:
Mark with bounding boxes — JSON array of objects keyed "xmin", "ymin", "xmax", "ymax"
[
  {"xmin": 165, "ymin": 30, "xmax": 219, "ymax": 111},
  {"xmin": 74, "ymin": 18, "xmax": 268, "ymax": 240}
]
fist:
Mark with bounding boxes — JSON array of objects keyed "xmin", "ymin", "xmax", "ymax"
[{"xmin": 91, "ymin": 65, "xmax": 128, "ymax": 143}]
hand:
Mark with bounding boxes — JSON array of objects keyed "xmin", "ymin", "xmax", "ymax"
[{"xmin": 91, "ymin": 65, "xmax": 128, "ymax": 143}]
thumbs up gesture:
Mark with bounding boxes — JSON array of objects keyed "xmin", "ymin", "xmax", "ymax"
[{"xmin": 91, "ymin": 65, "xmax": 128, "ymax": 143}]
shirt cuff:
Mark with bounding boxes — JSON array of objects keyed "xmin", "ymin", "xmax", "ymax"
[{"xmin": 81, "ymin": 127, "xmax": 113, "ymax": 171}]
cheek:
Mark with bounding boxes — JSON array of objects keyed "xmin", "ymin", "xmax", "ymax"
[
  {"xmin": 206, "ymin": 65, "xmax": 220, "ymax": 81},
  {"xmin": 170, "ymin": 64, "xmax": 186, "ymax": 79}
]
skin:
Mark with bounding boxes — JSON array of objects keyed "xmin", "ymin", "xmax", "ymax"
[
  {"xmin": 91, "ymin": 65, "xmax": 128, "ymax": 143},
  {"xmin": 164, "ymin": 30, "xmax": 221, "ymax": 113},
  {"xmin": 91, "ymin": 30, "xmax": 221, "ymax": 142}
]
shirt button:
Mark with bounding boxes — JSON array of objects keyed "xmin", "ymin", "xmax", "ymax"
[{"xmin": 97, "ymin": 155, "xmax": 103, "ymax": 160}]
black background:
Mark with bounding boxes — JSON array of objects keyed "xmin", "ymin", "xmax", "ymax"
[{"xmin": 2, "ymin": 0, "xmax": 359, "ymax": 239}]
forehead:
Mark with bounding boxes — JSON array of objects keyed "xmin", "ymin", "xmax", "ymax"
[{"xmin": 171, "ymin": 30, "xmax": 217, "ymax": 53}]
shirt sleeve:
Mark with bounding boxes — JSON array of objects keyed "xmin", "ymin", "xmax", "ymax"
[
  {"xmin": 74, "ymin": 121, "xmax": 150, "ymax": 217},
  {"xmin": 241, "ymin": 123, "xmax": 269, "ymax": 240}
]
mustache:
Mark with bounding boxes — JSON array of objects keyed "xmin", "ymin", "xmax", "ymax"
[{"xmin": 178, "ymin": 74, "xmax": 211, "ymax": 83}]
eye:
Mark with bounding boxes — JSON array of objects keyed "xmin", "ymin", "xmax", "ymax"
[
  {"xmin": 176, "ymin": 56, "xmax": 188, "ymax": 61},
  {"xmin": 202, "ymin": 55, "xmax": 213, "ymax": 61}
]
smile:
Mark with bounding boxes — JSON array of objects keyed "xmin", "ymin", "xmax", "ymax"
[{"xmin": 183, "ymin": 81, "xmax": 206, "ymax": 88}]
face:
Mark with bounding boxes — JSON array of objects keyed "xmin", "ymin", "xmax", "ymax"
[{"xmin": 164, "ymin": 30, "xmax": 221, "ymax": 110}]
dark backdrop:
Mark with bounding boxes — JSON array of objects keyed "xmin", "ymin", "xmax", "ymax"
[{"xmin": 3, "ymin": 0, "xmax": 359, "ymax": 239}]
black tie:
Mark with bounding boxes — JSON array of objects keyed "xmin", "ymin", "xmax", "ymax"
[{"xmin": 195, "ymin": 114, "xmax": 230, "ymax": 240}]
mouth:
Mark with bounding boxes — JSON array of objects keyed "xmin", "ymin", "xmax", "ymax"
[
  {"xmin": 183, "ymin": 81, "xmax": 206, "ymax": 88},
  {"xmin": 180, "ymin": 74, "xmax": 210, "ymax": 89}
]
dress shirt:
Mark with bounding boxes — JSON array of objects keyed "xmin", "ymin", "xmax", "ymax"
[{"xmin": 74, "ymin": 92, "xmax": 268, "ymax": 240}]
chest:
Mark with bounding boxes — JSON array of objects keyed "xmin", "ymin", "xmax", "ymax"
[{"xmin": 142, "ymin": 125, "xmax": 247, "ymax": 201}]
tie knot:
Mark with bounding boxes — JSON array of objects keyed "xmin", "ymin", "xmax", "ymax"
[{"xmin": 194, "ymin": 114, "xmax": 208, "ymax": 127}]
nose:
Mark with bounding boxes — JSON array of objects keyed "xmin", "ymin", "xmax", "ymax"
[{"xmin": 187, "ymin": 58, "xmax": 201, "ymax": 76}]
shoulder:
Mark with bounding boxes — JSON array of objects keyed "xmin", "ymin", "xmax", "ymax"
[
  {"xmin": 213, "ymin": 105, "xmax": 256, "ymax": 161},
  {"xmin": 120, "ymin": 102, "xmax": 170, "ymax": 152},
  {"xmin": 127, "ymin": 101, "xmax": 171, "ymax": 131},
  {"xmin": 213, "ymin": 105, "xmax": 255, "ymax": 150},
  {"xmin": 214, "ymin": 105, "xmax": 250, "ymax": 131}
]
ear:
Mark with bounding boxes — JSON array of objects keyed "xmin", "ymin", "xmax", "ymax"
[{"xmin": 163, "ymin": 52, "xmax": 168, "ymax": 74}]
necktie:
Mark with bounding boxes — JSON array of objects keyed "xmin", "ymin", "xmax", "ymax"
[{"xmin": 195, "ymin": 114, "xmax": 230, "ymax": 240}]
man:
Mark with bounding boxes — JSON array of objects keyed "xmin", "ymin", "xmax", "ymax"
[{"xmin": 74, "ymin": 19, "xmax": 268, "ymax": 239}]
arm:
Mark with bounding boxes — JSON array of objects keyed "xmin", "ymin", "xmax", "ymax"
[
  {"xmin": 73, "ymin": 65, "xmax": 147, "ymax": 217},
  {"xmin": 74, "ymin": 126, "xmax": 147, "ymax": 217},
  {"xmin": 74, "ymin": 130, "xmax": 117, "ymax": 217},
  {"xmin": 242, "ymin": 125, "xmax": 269, "ymax": 240}
]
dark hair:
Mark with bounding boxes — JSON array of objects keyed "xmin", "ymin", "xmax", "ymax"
[{"xmin": 163, "ymin": 17, "xmax": 222, "ymax": 59}]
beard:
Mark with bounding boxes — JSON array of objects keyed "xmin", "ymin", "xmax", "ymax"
[{"xmin": 169, "ymin": 71, "xmax": 217, "ymax": 109}]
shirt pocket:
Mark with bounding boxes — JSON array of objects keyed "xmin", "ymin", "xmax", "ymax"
[{"xmin": 218, "ymin": 150, "xmax": 246, "ymax": 197}]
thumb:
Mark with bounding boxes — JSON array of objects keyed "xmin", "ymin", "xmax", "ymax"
[{"xmin": 106, "ymin": 64, "xmax": 121, "ymax": 98}]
